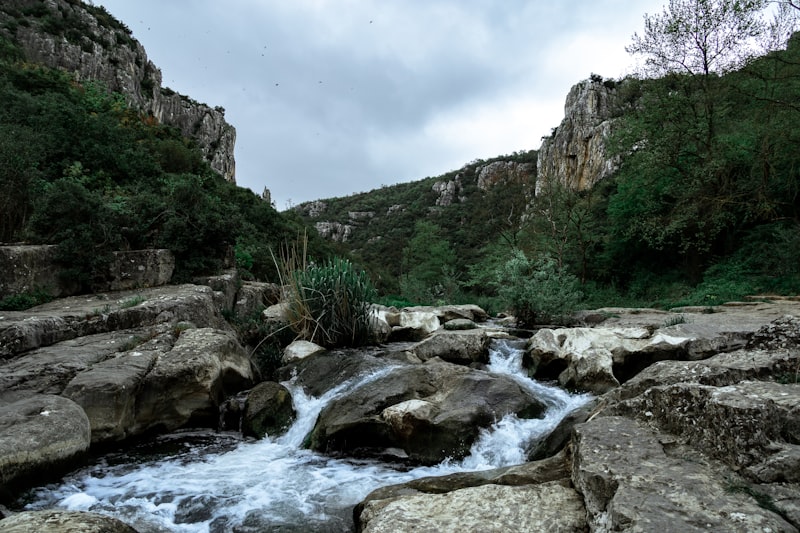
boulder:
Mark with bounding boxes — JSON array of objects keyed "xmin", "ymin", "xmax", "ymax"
[
  {"xmin": 412, "ymin": 330, "xmax": 490, "ymax": 365},
  {"xmin": 101, "ymin": 249, "xmax": 175, "ymax": 292},
  {"xmin": 233, "ymin": 281, "xmax": 281, "ymax": 318},
  {"xmin": 283, "ymin": 340, "xmax": 326, "ymax": 363},
  {"xmin": 242, "ymin": 381, "xmax": 295, "ymax": 438},
  {"xmin": 525, "ymin": 319, "xmax": 761, "ymax": 393},
  {"xmin": 527, "ymin": 399, "xmax": 598, "ymax": 461},
  {"xmin": 0, "ymin": 394, "xmax": 90, "ymax": 494},
  {"xmin": 0, "ymin": 326, "xmax": 173, "ymax": 396},
  {"xmin": 62, "ymin": 348, "xmax": 161, "ymax": 443},
  {"xmin": 404, "ymin": 304, "xmax": 489, "ymax": 323},
  {"xmin": 307, "ymin": 361, "xmax": 547, "ymax": 464},
  {"xmin": 195, "ymin": 269, "xmax": 240, "ymax": 313},
  {"xmin": 131, "ymin": 328, "xmax": 254, "ymax": 434},
  {"xmin": 572, "ymin": 416, "xmax": 796, "ymax": 532},
  {"xmin": 358, "ymin": 480, "xmax": 585, "ymax": 533},
  {"xmin": 277, "ymin": 348, "xmax": 390, "ymax": 398},
  {"xmin": 0, "ymin": 245, "xmax": 76, "ymax": 299},
  {"xmin": 0, "ymin": 510, "xmax": 137, "ymax": 533},
  {"xmin": 263, "ymin": 302, "xmax": 291, "ymax": 324},
  {"xmin": 443, "ymin": 318, "xmax": 478, "ymax": 331},
  {"xmin": 387, "ymin": 310, "xmax": 440, "ymax": 342},
  {"xmin": 605, "ymin": 346, "xmax": 800, "ymax": 404}
]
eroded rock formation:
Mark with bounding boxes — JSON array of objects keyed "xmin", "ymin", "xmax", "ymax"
[
  {"xmin": 537, "ymin": 78, "xmax": 618, "ymax": 193},
  {"xmin": 0, "ymin": 0, "xmax": 236, "ymax": 181}
]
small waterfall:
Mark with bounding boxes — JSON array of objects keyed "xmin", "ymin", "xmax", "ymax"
[{"xmin": 19, "ymin": 339, "xmax": 592, "ymax": 532}]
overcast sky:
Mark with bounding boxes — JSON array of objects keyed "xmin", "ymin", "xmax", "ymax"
[{"xmin": 93, "ymin": 0, "xmax": 665, "ymax": 210}]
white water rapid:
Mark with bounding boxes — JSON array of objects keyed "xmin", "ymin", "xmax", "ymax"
[{"xmin": 19, "ymin": 339, "xmax": 592, "ymax": 532}]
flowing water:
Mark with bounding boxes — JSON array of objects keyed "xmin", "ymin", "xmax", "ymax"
[{"xmin": 17, "ymin": 339, "xmax": 592, "ymax": 532}]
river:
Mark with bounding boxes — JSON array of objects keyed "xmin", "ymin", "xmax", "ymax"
[{"xmin": 17, "ymin": 339, "xmax": 592, "ymax": 532}]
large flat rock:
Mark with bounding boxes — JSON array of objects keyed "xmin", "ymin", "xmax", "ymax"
[
  {"xmin": 572, "ymin": 416, "xmax": 797, "ymax": 532},
  {"xmin": 359, "ymin": 480, "xmax": 585, "ymax": 533},
  {"xmin": 0, "ymin": 284, "xmax": 229, "ymax": 359}
]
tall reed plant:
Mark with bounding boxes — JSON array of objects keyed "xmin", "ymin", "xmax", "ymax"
[{"xmin": 276, "ymin": 238, "xmax": 377, "ymax": 348}]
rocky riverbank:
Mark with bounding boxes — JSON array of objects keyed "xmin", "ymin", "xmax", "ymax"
[{"xmin": 1, "ymin": 284, "xmax": 799, "ymax": 531}]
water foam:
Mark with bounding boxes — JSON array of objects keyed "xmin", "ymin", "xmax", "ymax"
[{"xmin": 22, "ymin": 339, "xmax": 591, "ymax": 532}]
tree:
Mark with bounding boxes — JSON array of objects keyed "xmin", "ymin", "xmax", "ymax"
[
  {"xmin": 401, "ymin": 220, "xmax": 458, "ymax": 303},
  {"xmin": 494, "ymin": 250, "xmax": 583, "ymax": 326},
  {"xmin": 627, "ymin": 0, "xmax": 769, "ymax": 78},
  {"xmin": 609, "ymin": 1, "xmax": 800, "ymax": 282}
]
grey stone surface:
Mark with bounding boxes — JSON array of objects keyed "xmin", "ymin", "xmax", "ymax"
[
  {"xmin": 359, "ymin": 480, "xmax": 586, "ymax": 533},
  {"xmin": 0, "ymin": 284, "xmax": 229, "ymax": 359},
  {"xmin": 572, "ymin": 416, "xmax": 797, "ymax": 532},
  {"xmin": 131, "ymin": 328, "xmax": 254, "ymax": 434},
  {"xmin": 412, "ymin": 329, "xmax": 490, "ymax": 365},
  {"xmin": 0, "ymin": 510, "xmax": 137, "ymax": 533},
  {"xmin": 0, "ymin": 394, "xmax": 90, "ymax": 491}
]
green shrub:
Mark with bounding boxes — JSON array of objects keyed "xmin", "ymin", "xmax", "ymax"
[
  {"xmin": 285, "ymin": 255, "xmax": 377, "ymax": 348},
  {"xmin": 494, "ymin": 251, "xmax": 583, "ymax": 326},
  {"xmin": 0, "ymin": 290, "xmax": 53, "ymax": 311}
]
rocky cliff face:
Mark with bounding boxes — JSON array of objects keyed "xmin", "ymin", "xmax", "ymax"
[
  {"xmin": 536, "ymin": 78, "xmax": 618, "ymax": 194},
  {"xmin": 0, "ymin": 0, "xmax": 236, "ymax": 182}
]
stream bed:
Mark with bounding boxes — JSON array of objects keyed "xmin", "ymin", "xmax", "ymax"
[{"xmin": 15, "ymin": 339, "xmax": 592, "ymax": 532}]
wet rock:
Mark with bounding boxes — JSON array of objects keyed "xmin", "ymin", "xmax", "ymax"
[
  {"xmin": 358, "ymin": 480, "xmax": 585, "ymax": 533},
  {"xmin": 357, "ymin": 450, "xmax": 571, "ymax": 508},
  {"xmin": 242, "ymin": 381, "xmax": 295, "ymax": 438},
  {"xmin": 0, "ymin": 510, "xmax": 137, "ymax": 533},
  {"xmin": 572, "ymin": 416, "xmax": 796, "ymax": 532},
  {"xmin": 277, "ymin": 349, "xmax": 390, "ymax": 398},
  {"xmin": 412, "ymin": 330, "xmax": 490, "ymax": 365},
  {"xmin": 0, "ymin": 394, "xmax": 90, "ymax": 494},
  {"xmin": 527, "ymin": 399, "xmax": 598, "ymax": 461},
  {"xmin": 308, "ymin": 361, "xmax": 546, "ymax": 464},
  {"xmin": 405, "ymin": 304, "xmax": 489, "ymax": 323}
]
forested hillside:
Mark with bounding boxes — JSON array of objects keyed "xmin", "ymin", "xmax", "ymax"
[
  {"xmin": 297, "ymin": 3, "xmax": 800, "ymax": 317},
  {"xmin": 0, "ymin": 30, "xmax": 328, "ymax": 293},
  {"xmin": 293, "ymin": 151, "xmax": 537, "ymax": 300}
]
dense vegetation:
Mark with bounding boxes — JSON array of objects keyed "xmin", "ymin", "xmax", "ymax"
[
  {"xmin": 294, "ymin": 151, "xmax": 537, "ymax": 307},
  {"xmin": 0, "ymin": 34, "xmax": 328, "ymax": 293},
  {"xmin": 296, "ymin": 2, "xmax": 800, "ymax": 319}
]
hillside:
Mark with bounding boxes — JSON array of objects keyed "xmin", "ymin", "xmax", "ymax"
[
  {"xmin": 0, "ymin": 1, "xmax": 330, "ymax": 296},
  {"xmin": 296, "ymin": 37, "xmax": 800, "ymax": 310},
  {"xmin": 0, "ymin": 0, "xmax": 235, "ymax": 181}
]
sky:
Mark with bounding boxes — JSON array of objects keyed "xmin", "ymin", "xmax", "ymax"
[{"xmin": 92, "ymin": 0, "xmax": 666, "ymax": 210}]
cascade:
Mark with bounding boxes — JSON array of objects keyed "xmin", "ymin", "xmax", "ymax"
[{"xmin": 17, "ymin": 339, "xmax": 592, "ymax": 532}]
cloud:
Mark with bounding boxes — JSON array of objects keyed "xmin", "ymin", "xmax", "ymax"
[{"xmin": 95, "ymin": 0, "xmax": 665, "ymax": 209}]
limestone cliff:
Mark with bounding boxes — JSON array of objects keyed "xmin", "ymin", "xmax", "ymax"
[
  {"xmin": 0, "ymin": 0, "xmax": 236, "ymax": 182},
  {"xmin": 536, "ymin": 78, "xmax": 618, "ymax": 194}
]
